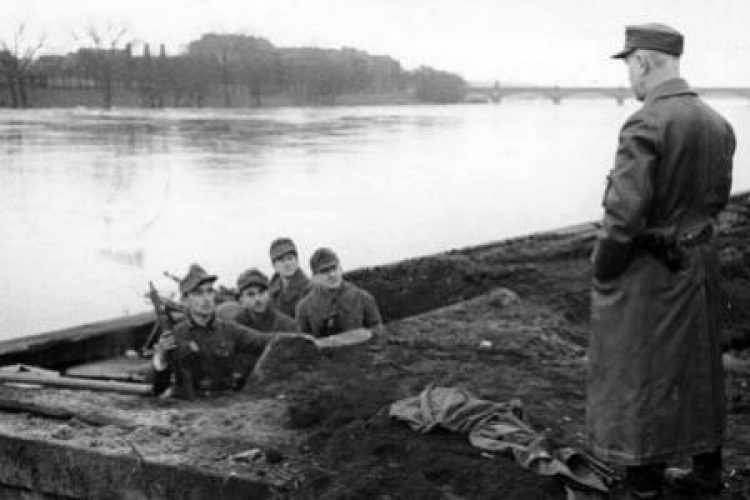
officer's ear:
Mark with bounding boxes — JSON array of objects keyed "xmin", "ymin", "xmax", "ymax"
[{"xmin": 634, "ymin": 51, "xmax": 651, "ymax": 75}]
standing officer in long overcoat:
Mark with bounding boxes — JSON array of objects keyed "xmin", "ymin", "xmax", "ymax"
[{"xmin": 586, "ymin": 23, "xmax": 735, "ymax": 497}]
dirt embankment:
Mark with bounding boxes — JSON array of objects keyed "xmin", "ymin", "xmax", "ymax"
[
  {"xmin": 274, "ymin": 195, "xmax": 750, "ymax": 499},
  {"xmin": 1, "ymin": 197, "xmax": 750, "ymax": 499}
]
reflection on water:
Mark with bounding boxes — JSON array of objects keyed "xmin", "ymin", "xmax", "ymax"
[{"xmin": 1, "ymin": 100, "xmax": 748, "ymax": 338}]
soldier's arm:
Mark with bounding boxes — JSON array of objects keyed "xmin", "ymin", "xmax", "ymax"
[
  {"xmin": 151, "ymin": 331, "xmax": 176, "ymax": 396},
  {"xmin": 593, "ymin": 112, "xmax": 658, "ymax": 281},
  {"xmin": 152, "ymin": 328, "xmax": 177, "ymax": 369},
  {"xmin": 216, "ymin": 301, "xmax": 242, "ymax": 322},
  {"xmin": 231, "ymin": 322, "xmax": 275, "ymax": 353},
  {"xmin": 714, "ymin": 121, "xmax": 736, "ymax": 213},
  {"xmin": 605, "ymin": 112, "xmax": 658, "ymax": 241}
]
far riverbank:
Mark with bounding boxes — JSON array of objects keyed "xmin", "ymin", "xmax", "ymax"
[{"xmin": 4, "ymin": 87, "xmax": 421, "ymax": 109}]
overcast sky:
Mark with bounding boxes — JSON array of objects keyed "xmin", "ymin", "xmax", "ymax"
[{"xmin": 4, "ymin": 0, "xmax": 750, "ymax": 86}]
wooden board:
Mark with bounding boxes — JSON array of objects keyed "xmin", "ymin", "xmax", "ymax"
[{"xmin": 65, "ymin": 355, "xmax": 153, "ymax": 382}]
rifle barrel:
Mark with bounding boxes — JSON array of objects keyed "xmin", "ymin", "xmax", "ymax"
[{"xmin": 163, "ymin": 271, "xmax": 181, "ymax": 283}]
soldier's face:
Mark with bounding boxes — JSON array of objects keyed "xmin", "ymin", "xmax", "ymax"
[
  {"xmin": 625, "ymin": 52, "xmax": 648, "ymax": 101},
  {"xmin": 315, "ymin": 264, "xmax": 343, "ymax": 289},
  {"xmin": 273, "ymin": 253, "xmax": 299, "ymax": 278},
  {"xmin": 239, "ymin": 286, "xmax": 270, "ymax": 313},
  {"xmin": 184, "ymin": 282, "xmax": 216, "ymax": 317}
]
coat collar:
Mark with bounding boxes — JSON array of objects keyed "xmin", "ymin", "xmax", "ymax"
[
  {"xmin": 315, "ymin": 280, "xmax": 351, "ymax": 298},
  {"xmin": 270, "ymin": 268, "xmax": 309, "ymax": 292},
  {"xmin": 645, "ymin": 78, "xmax": 695, "ymax": 104},
  {"xmin": 187, "ymin": 311, "xmax": 216, "ymax": 331},
  {"xmin": 240, "ymin": 304, "xmax": 275, "ymax": 323}
]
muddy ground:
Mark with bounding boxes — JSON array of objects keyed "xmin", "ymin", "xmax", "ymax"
[{"xmin": 2, "ymin": 197, "xmax": 750, "ymax": 499}]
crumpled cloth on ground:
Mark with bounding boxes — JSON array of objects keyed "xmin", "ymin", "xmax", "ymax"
[{"xmin": 389, "ymin": 386, "xmax": 607, "ymax": 493}]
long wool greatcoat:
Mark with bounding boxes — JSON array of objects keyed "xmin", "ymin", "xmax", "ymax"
[{"xmin": 586, "ymin": 78, "xmax": 735, "ymax": 465}]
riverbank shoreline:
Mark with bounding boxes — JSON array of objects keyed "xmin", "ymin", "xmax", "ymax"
[
  {"xmin": 0, "ymin": 194, "xmax": 748, "ymax": 498},
  {"xmin": 6, "ymin": 87, "xmax": 423, "ymax": 110}
]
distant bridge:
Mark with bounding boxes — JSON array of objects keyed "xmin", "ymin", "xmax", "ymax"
[{"xmin": 467, "ymin": 84, "xmax": 750, "ymax": 104}]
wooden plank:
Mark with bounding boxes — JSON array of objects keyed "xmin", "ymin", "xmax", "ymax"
[
  {"xmin": 0, "ymin": 433, "xmax": 273, "ymax": 499},
  {"xmin": 65, "ymin": 356, "xmax": 153, "ymax": 382},
  {"xmin": 0, "ymin": 364, "xmax": 59, "ymax": 377},
  {"xmin": 0, "ymin": 373, "xmax": 152, "ymax": 396}
]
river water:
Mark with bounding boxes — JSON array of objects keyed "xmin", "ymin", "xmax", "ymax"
[{"xmin": 1, "ymin": 98, "xmax": 748, "ymax": 338}]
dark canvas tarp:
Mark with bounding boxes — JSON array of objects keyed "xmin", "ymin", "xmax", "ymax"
[{"xmin": 390, "ymin": 386, "xmax": 607, "ymax": 493}]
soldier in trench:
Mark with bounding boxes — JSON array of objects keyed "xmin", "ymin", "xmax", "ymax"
[
  {"xmin": 296, "ymin": 247, "xmax": 384, "ymax": 338},
  {"xmin": 268, "ymin": 237, "xmax": 312, "ymax": 318},
  {"xmin": 152, "ymin": 264, "xmax": 314, "ymax": 399},
  {"xmin": 217, "ymin": 268, "xmax": 297, "ymax": 334}
]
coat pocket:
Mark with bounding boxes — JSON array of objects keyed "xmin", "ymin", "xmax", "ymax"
[{"xmin": 214, "ymin": 340, "xmax": 233, "ymax": 358}]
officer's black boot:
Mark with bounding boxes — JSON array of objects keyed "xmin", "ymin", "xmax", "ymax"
[
  {"xmin": 665, "ymin": 448, "xmax": 723, "ymax": 495},
  {"xmin": 624, "ymin": 463, "xmax": 665, "ymax": 499}
]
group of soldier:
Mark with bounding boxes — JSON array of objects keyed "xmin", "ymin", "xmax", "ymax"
[{"xmin": 151, "ymin": 237, "xmax": 383, "ymax": 399}]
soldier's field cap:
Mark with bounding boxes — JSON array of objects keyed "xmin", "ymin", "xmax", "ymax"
[
  {"xmin": 310, "ymin": 247, "xmax": 339, "ymax": 274},
  {"xmin": 270, "ymin": 237, "xmax": 298, "ymax": 262},
  {"xmin": 179, "ymin": 263, "xmax": 217, "ymax": 294},
  {"xmin": 612, "ymin": 23, "xmax": 684, "ymax": 59},
  {"xmin": 237, "ymin": 268, "xmax": 269, "ymax": 293}
]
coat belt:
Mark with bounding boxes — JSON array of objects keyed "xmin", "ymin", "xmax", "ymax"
[{"xmin": 637, "ymin": 222, "xmax": 714, "ymax": 250}]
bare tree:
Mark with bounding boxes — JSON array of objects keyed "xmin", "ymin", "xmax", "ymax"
[
  {"xmin": 0, "ymin": 23, "xmax": 46, "ymax": 108},
  {"xmin": 72, "ymin": 22, "xmax": 131, "ymax": 109}
]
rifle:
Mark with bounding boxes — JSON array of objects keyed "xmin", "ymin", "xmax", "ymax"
[
  {"xmin": 142, "ymin": 281, "xmax": 178, "ymax": 355},
  {"xmin": 163, "ymin": 270, "xmax": 181, "ymax": 284},
  {"xmin": 144, "ymin": 281, "xmax": 196, "ymax": 399}
]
